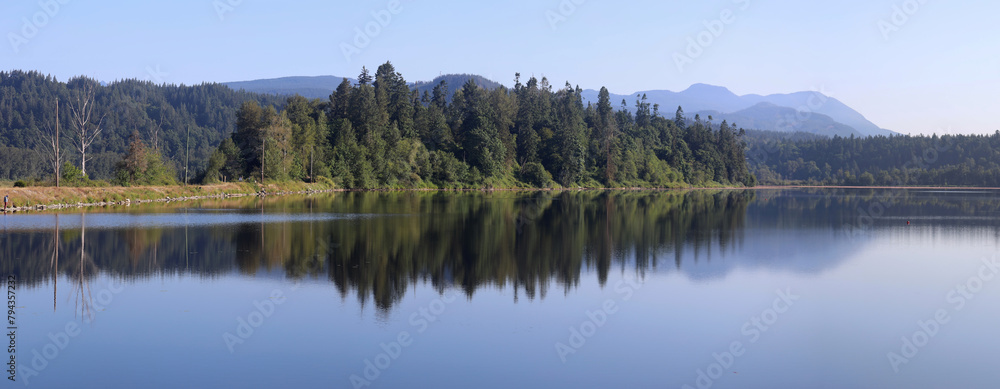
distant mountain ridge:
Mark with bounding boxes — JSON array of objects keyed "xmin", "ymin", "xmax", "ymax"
[
  {"xmin": 695, "ymin": 102, "xmax": 861, "ymax": 138},
  {"xmin": 224, "ymin": 76, "xmax": 352, "ymax": 99},
  {"xmin": 224, "ymin": 75, "xmax": 892, "ymax": 137},
  {"xmin": 580, "ymin": 83, "xmax": 895, "ymax": 137},
  {"xmin": 224, "ymin": 74, "xmax": 500, "ymax": 102}
]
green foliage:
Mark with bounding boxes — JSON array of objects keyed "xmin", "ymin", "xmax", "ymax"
[
  {"xmin": 61, "ymin": 162, "xmax": 84, "ymax": 182},
  {"xmin": 746, "ymin": 130, "xmax": 1000, "ymax": 187},
  {"xmin": 114, "ymin": 131, "xmax": 177, "ymax": 186},
  {"xmin": 1, "ymin": 65, "xmax": 761, "ymax": 189},
  {"xmin": 0, "ymin": 70, "xmax": 285, "ymax": 181},
  {"xmin": 520, "ymin": 162, "xmax": 553, "ymax": 188},
  {"xmin": 13, "ymin": 180, "xmax": 27, "ymax": 188}
]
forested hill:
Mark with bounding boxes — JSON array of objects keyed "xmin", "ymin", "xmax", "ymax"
[
  {"xmin": 203, "ymin": 64, "xmax": 755, "ymax": 188},
  {"xmin": 0, "ymin": 65, "xmax": 757, "ymax": 188},
  {"xmin": 0, "ymin": 70, "xmax": 285, "ymax": 180},
  {"xmin": 745, "ymin": 130, "xmax": 1000, "ymax": 187}
]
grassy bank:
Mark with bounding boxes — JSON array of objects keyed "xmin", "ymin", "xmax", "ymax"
[{"xmin": 0, "ymin": 181, "xmax": 336, "ymax": 211}]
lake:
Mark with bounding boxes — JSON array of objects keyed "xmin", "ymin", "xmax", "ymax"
[{"xmin": 4, "ymin": 189, "xmax": 1000, "ymax": 388}]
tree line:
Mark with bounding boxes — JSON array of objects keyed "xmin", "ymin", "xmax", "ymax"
[
  {"xmin": 0, "ymin": 70, "xmax": 285, "ymax": 184},
  {"xmin": 203, "ymin": 62, "xmax": 757, "ymax": 188},
  {"xmin": 0, "ymin": 65, "xmax": 757, "ymax": 189},
  {"xmin": 746, "ymin": 130, "xmax": 1000, "ymax": 186}
]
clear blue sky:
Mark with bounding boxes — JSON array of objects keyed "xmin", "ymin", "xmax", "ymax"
[{"xmin": 3, "ymin": 0, "xmax": 997, "ymax": 135}]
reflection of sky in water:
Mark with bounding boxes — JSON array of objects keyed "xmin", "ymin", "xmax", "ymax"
[
  {"xmin": 9, "ymin": 190, "xmax": 1000, "ymax": 389},
  {"xmin": 0, "ymin": 211, "xmax": 383, "ymax": 231}
]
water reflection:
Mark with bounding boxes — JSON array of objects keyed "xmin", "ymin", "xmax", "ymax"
[{"xmin": 5, "ymin": 189, "xmax": 1000, "ymax": 315}]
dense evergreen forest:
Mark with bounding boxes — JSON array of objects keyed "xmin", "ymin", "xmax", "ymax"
[
  {"xmin": 3, "ymin": 65, "xmax": 999, "ymax": 189},
  {"xmin": 0, "ymin": 70, "xmax": 286, "ymax": 182},
  {"xmin": 0, "ymin": 65, "xmax": 755, "ymax": 188},
  {"xmin": 198, "ymin": 62, "xmax": 758, "ymax": 188},
  {"xmin": 746, "ymin": 130, "xmax": 1000, "ymax": 186}
]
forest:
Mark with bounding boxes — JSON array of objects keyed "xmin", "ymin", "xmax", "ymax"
[
  {"xmin": 0, "ymin": 70, "xmax": 286, "ymax": 184},
  {"xmin": 746, "ymin": 130, "xmax": 1000, "ymax": 186},
  {"xmin": 4, "ymin": 65, "xmax": 999, "ymax": 189},
  {"xmin": 0, "ymin": 65, "xmax": 756, "ymax": 189}
]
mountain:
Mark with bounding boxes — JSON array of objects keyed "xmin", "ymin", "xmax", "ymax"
[
  {"xmin": 412, "ymin": 74, "xmax": 501, "ymax": 100},
  {"xmin": 224, "ymin": 76, "xmax": 352, "ymax": 99},
  {"xmin": 695, "ymin": 102, "xmax": 861, "ymax": 138},
  {"xmin": 224, "ymin": 74, "xmax": 502, "ymax": 102},
  {"xmin": 581, "ymin": 83, "xmax": 894, "ymax": 137},
  {"xmin": 741, "ymin": 91, "xmax": 895, "ymax": 137},
  {"xmin": 226, "ymin": 75, "xmax": 891, "ymax": 136}
]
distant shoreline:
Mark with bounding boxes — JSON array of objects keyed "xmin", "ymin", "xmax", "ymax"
[
  {"xmin": 747, "ymin": 185, "xmax": 1000, "ymax": 190},
  {"xmin": 2, "ymin": 184, "xmax": 996, "ymax": 214}
]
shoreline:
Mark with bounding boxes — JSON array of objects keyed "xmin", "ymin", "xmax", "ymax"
[
  {"xmin": 0, "ymin": 183, "xmax": 338, "ymax": 214},
  {"xmin": 1, "ymin": 184, "xmax": 996, "ymax": 214}
]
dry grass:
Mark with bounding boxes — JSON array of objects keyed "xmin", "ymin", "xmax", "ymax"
[{"xmin": 0, "ymin": 182, "xmax": 334, "ymax": 208}]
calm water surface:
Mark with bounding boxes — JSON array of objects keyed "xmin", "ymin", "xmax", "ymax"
[{"xmin": 4, "ymin": 189, "xmax": 1000, "ymax": 388}]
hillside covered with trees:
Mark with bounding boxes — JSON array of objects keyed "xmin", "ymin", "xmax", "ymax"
[
  {"xmin": 746, "ymin": 130, "xmax": 1000, "ymax": 186},
  {"xmin": 0, "ymin": 64, "xmax": 757, "ymax": 189},
  {"xmin": 0, "ymin": 70, "xmax": 285, "ymax": 182}
]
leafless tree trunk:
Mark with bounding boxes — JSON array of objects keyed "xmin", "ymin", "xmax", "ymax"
[
  {"xmin": 152, "ymin": 116, "xmax": 165, "ymax": 152},
  {"xmin": 50, "ymin": 214, "xmax": 59, "ymax": 312},
  {"xmin": 67, "ymin": 81, "xmax": 107, "ymax": 178},
  {"xmin": 39, "ymin": 98, "xmax": 63, "ymax": 186}
]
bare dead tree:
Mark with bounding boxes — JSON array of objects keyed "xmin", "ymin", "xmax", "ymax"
[
  {"xmin": 70, "ymin": 213, "xmax": 98, "ymax": 322},
  {"xmin": 50, "ymin": 214, "xmax": 60, "ymax": 312},
  {"xmin": 66, "ymin": 80, "xmax": 108, "ymax": 178},
  {"xmin": 151, "ymin": 115, "xmax": 166, "ymax": 152},
  {"xmin": 38, "ymin": 97, "xmax": 64, "ymax": 186}
]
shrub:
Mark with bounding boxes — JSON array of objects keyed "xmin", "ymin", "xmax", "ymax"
[
  {"xmin": 62, "ymin": 162, "xmax": 84, "ymax": 182},
  {"xmin": 316, "ymin": 175, "xmax": 337, "ymax": 189},
  {"xmin": 13, "ymin": 180, "xmax": 27, "ymax": 188},
  {"xmin": 520, "ymin": 162, "xmax": 553, "ymax": 188},
  {"xmin": 113, "ymin": 131, "xmax": 178, "ymax": 186}
]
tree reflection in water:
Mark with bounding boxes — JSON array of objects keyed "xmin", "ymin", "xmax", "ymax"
[{"xmin": 4, "ymin": 191, "xmax": 762, "ymax": 312}]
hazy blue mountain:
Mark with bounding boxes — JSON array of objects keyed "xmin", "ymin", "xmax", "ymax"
[
  {"xmin": 741, "ymin": 91, "xmax": 895, "ymax": 137},
  {"xmin": 225, "ymin": 75, "xmax": 890, "ymax": 136},
  {"xmin": 224, "ymin": 76, "xmax": 353, "ymax": 99},
  {"xmin": 581, "ymin": 83, "xmax": 893, "ymax": 137},
  {"xmin": 695, "ymin": 102, "xmax": 861, "ymax": 138},
  {"xmin": 412, "ymin": 74, "xmax": 501, "ymax": 101},
  {"xmin": 224, "ymin": 74, "xmax": 501, "ymax": 102}
]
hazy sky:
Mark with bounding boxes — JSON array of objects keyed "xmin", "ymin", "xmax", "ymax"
[{"xmin": 3, "ymin": 0, "xmax": 997, "ymax": 135}]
